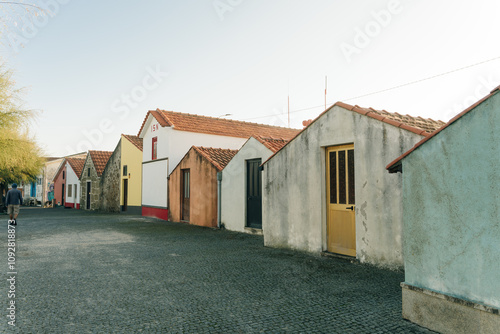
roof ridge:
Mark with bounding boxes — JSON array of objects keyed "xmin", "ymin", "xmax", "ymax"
[{"xmin": 158, "ymin": 109, "xmax": 296, "ymax": 131}]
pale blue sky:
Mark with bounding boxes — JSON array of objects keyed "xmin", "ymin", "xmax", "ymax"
[{"xmin": 2, "ymin": 0, "xmax": 500, "ymax": 156}]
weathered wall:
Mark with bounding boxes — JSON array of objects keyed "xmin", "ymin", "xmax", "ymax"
[
  {"xmin": 263, "ymin": 105, "xmax": 424, "ymax": 268},
  {"xmin": 169, "ymin": 149, "xmax": 218, "ymax": 227},
  {"xmin": 221, "ymin": 137, "xmax": 272, "ymax": 232},
  {"xmin": 80, "ymin": 156, "xmax": 101, "ymax": 210},
  {"xmin": 120, "ymin": 136, "xmax": 142, "ymax": 211},
  {"xmin": 402, "ymin": 93, "xmax": 500, "ymax": 308},
  {"xmin": 100, "ymin": 141, "xmax": 121, "ymax": 212}
]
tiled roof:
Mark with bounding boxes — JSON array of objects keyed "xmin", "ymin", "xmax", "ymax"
[
  {"xmin": 335, "ymin": 102, "xmax": 445, "ymax": 136},
  {"xmin": 89, "ymin": 150, "xmax": 113, "ymax": 177},
  {"xmin": 193, "ymin": 146, "xmax": 239, "ymax": 171},
  {"xmin": 66, "ymin": 158, "xmax": 86, "ymax": 178},
  {"xmin": 122, "ymin": 134, "xmax": 143, "ymax": 152},
  {"xmin": 254, "ymin": 136, "xmax": 289, "ymax": 153},
  {"xmin": 138, "ymin": 109, "xmax": 300, "ymax": 139},
  {"xmin": 387, "ymin": 85, "xmax": 500, "ymax": 173},
  {"xmin": 263, "ymin": 101, "xmax": 445, "ymax": 166}
]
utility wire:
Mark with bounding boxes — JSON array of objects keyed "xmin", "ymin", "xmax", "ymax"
[{"xmin": 241, "ymin": 55, "xmax": 500, "ymax": 121}]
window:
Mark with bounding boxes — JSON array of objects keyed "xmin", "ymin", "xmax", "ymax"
[
  {"xmin": 62, "ymin": 171, "xmax": 65, "ymax": 179},
  {"xmin": 88, "ymin": 168, "xmax": 91, "ymax": 177},
  {"xmin": 152, "ymin": 137, "xmax": 158, "ymax": 160},
  {"xmin": 68, "ymin": 184, "xmax": 72, "ymax": 197},
  {"xmin": 74, "ymin": 184, "xmax": 78, "ymax": 199},
  {"xmin": 123, "ymin": 165, "xmax": 128, "ymax": 177}
]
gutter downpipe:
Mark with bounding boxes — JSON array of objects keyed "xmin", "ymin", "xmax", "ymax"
[{"xmin": 217, "ymin": 171, "xmax": 222, "ymax": 228}]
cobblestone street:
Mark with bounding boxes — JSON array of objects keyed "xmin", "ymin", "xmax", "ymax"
[{"xmin": 1, "ymin": 208, "xmax": 433, "ymax": 333}]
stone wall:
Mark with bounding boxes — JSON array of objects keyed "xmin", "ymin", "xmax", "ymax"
[
  {"xmin": 80, "ymin": 157, "xmax": 101, "ymax": 210},
  {"xmin": 100, "ymin": 142, "xmax": 121, "ymax": 212}
]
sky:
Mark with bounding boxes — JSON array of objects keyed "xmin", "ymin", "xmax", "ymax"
[{"xmin": 1, "ymin": 0, "xmax": 500, "ymax": 157}]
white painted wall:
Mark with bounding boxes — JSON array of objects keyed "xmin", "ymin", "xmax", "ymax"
[
  {"xmin": 140, "ymin": 113, "xmax": 246, "ymax": 208},
  {"xmin": 221, "ymin": 137, "xmax": 273, "ymax": 233},
  {"xmin": 262, "ymin": 105, "xmax": 426, "ymax": 268},
  {"xmin": 142, "ymin": 159, "xmax": 169, "ymax": 208},
  {"xmin": 65, "ymin": 163, "xmax": 80, "ymax": 205}
]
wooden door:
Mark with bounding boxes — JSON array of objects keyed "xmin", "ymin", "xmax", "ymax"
[
  {"xmin": 123, "ymin": 179, "xmax": 128, "ymax": 211},
  {"xmin": 246, "ymin": 159, "xmax": 262, "ymax": 229},
  {"xmin": 181, "ymin": 169, "xmax": 190, "ymax": 221},
  {"xmin": 326, "ymin": 145, "xmax": 356, "ymax": 257},
  {"xmin": 86, "ymin": 182, "xmax": 91, "ymax": 210}
]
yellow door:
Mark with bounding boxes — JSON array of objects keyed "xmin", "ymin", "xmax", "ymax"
[{"xmin": 326, "ymin": 145, "xmax": 356, "ymax": 257}]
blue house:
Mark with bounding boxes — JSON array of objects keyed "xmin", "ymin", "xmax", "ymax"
[{"xmin": 387, "ymin": 85, "xmax": 500, "ymax": 333}]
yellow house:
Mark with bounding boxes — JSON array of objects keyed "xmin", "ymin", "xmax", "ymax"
[{"xmin": 120, "ymin": 134, "xmax": 143, "ymax": 214}]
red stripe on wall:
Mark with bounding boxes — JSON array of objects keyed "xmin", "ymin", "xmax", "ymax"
[
  {"xmin": 142, "ymin": 206, "xmax": 169, "ymax": 221},
  {"xmin": 65, "ymin": 202, "xmax": 75, "ymax": 208}
]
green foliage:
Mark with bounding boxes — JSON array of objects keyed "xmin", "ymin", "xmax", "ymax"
[{"xmin": 0, "ymin": 63, "xmax": 44, "ymax": 184}]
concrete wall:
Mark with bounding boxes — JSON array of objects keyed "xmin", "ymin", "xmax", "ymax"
[
  {"xmin": 263, "ymin": 105, "xmax": 424, "ymax": 268},
  {"xmin": 402, "ymin": 93, "xmax": 500, "ymax": 308},
  {"xmin": 169, "ymin": 148, "xmax": 219, "ymax": 227},
  {"xmin": 221, "ymin": 137, "xmax": 273, "ymax": 232},
  {"xmin": 120, "ymin": 136, "xmax": 143, "ymax": 212},
  {"xmin": 100, "ymin": 141, "xmax": 121, "ymax": 213},
  {"xmin": 80, "ymin": 156, "xmax": 101, "ymax": 210}
]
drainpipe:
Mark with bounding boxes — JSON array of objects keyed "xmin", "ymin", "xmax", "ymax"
[{"xmin": 217, "ymin": 171, "xmax": 222, "ymax": 228}]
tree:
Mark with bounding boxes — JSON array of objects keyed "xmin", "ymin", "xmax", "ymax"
[{"xmin": 0, "ymin": 63, "xmax": 44, "ymax": 193}]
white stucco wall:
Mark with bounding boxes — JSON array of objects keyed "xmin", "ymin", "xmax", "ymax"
[
  {"xmin": 221, "ymin": 137, "xmax": 273, "ymax": 233},
  {"xmin": 140, "ymin": 113, "xmax": 246, "ymax": 208},
  {"xmin": 65, "ymin": 163, "xmax": 80, "ymax": 205},
  {"xmin": 262, "ymin": 105, "xmax": 426, "ymax": 268}
]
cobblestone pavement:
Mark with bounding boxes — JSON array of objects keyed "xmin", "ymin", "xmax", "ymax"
[{"xmin": 0, "ymin": 208, "xmax": 434, "ymax": 333}]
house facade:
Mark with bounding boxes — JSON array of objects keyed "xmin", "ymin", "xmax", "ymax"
[
  {"xmin": 52, "ymin": 162, "xmax": 67, "ymax": 207},
  {"xmin": 63, "ymin": 158, "xmax": 85, "ymax": 208},
  {"xmin": 138, "ymin": 109, "xmax": 298, "ymax": 220},
  {"xmin": 262, "ymin": 102, "xmax": 444, "ymax": 268},
  {"xmin": 99, "ymin": 135, "xmax": 143, "ymax": 214},
  {"xmin": 169, "ymin": 146, "xmax": 238, "ymax": 227},
  {"xmin": 221, "ymin": 136, "xmax": 291, "ymax": 233},
  {"xmin": 120, "ymin": 135, "xmax": 143, "ymax": 214},
  {"xmin": 80, "ymin": 150, "xmax": 113, "ymax": 210},
  {"xmin": 387, "ymin": 86, "xmax": 500, "ymax": 333}
]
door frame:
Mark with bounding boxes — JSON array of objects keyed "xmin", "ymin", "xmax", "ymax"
[
  {"xmin": 246, "ymin": 158, "xmax": 263, "ymax": 229},
  {"xmin": 122, "ymin": 179, "xmax": 128, "ymax": 211},
  {"xmin": 86, "ymin": 181, "xmax": 91, "ymax": 210},
  {"xmin": 181, "ymin": 169, "xmax": 190, "ymax": 221},
  {"xmin": 325, "ymin": 144, "xmax": 356, "ymax": 257}
]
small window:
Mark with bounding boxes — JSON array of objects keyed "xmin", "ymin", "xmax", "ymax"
[
  {"xmin": 88, "ymin": 168, "xmax": 91, "ymax": 177},
  {"xmin": 62, "ymin": 171, "xmax": 65, "ymax": 179},
  {"xmin": 123, "ymin": 165, "xmax": 128, "ymax": 177},
  {"xmin": 152, "ymin": 137, "xmax": 158, "ymax": 160},
  {"xmin": 74, "ymin": 184, "xmax": 78, "ymax": 199},
  {"xmin": 68, "ymin": 184, "xmax": 72, "ymax": 197}
]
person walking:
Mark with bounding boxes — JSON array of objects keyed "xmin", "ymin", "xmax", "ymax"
[{"xmin": 6, "ymin": 183, "xmax": 23, "ymax": 225}]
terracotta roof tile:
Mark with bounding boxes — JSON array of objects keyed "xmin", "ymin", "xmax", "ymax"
[
  {"xmin": 89, "ymin": 150, "xmax": 113, "ymax": 177},
  {"xmin": 66, "ymin": 158, "xmax": 86, "ymax": 178},
  {"xmin": 387, "ymin": 84, "xmax": 500, "ymax": 173},
  {"xmin": 122, "ymin": 134, "xmax": 143, "ymax": 152},
  {"xmin": 336, "ymin": 102, "xmax": 446, "ymax": 135},
  {"xmin": 193, "ymin": 146, "xmax": 239, "ymax": 171},
  {"xmin": 254, "ymin": 136, "xmax": 289, "ymax": 153},
  {"xmin": 263, "ymin": 101, "xmax": 445, "ymax": 166},
  {"xmin": 138, "ymin": 109, "xmax": 300, "ymax": 139}
]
